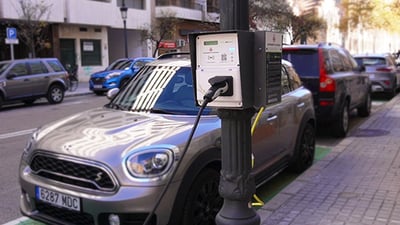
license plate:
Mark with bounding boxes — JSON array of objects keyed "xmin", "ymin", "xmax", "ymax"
[
  {"xmin": 94, "ymin": 85, "xmax": 102, "ymax": 89},
  {"xmin": 369, "ymin": 74, "xmax": 375, "ymax": 79},
  {"xmin": 35, "ymin": 186, "xmax": 81, "ymax": 211}
]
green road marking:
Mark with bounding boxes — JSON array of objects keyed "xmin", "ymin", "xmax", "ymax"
[{"xmin": 254, "ymin": 146, "xmax": 331, "ymax": 207}]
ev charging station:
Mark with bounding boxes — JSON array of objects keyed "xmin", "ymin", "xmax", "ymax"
[
  {"xmin": 189, "ymin": 30, "xmax": 282, "ymax": 109},
  {"xmin": 189, "ymin": 30, "xmax": 282, "ymax": 225}
]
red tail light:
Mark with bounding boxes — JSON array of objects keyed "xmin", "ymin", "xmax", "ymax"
[
  {"xmin": 318, "ymin": 48, "xmax": 336, "ymax": 92},
  {"xmin": 376, "ymin": 67, "xmax": 391, "ymax": 72}
]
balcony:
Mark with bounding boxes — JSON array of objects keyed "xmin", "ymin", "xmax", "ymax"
[{"xmin": 156, "ymin": 0, "xmax": 202, "ymax": 10}]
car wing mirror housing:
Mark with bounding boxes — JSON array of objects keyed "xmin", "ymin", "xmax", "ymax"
[{"xmin": 107, "ymin": 88, "xmax": 120, "ymax": 100}]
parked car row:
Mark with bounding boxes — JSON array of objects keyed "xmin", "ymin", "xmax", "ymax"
[
  {"xmin": 19, "ymin": 53, "xmax": 317, "ymax": 225},
  {"xmin": 16, "ymin": 43, "xmax": 395, "ymax": 225},
  {"xmin": 282, "ymin": 43, "xmax": 372, "ymax": 137},
  {"xmin": 89, "ymin": 57, "xmax": 155, "ymax": 96},
  {"xmin": 353, "ymin": 53, "xmax": 400, "ymax": 98}
]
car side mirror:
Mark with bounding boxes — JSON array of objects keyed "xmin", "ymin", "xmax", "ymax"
[{"xmin": 107, "ymin": 88, "xmax": 120, "ymax": 100}]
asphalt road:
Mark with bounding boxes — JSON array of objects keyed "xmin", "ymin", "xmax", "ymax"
[
  {"xmin": 0, "ymin": 93, "xmax": 390, "ymax": 225},
  {"xmin": 0, "ymin": 94, "xmax": 109, "ymax": 224}
]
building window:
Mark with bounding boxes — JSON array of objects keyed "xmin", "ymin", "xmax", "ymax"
[
  {"xmin": 207, "ymin": 0, "xmax": 219, "ymax": 13},
  {"xmin": 118, "ymin": 0, "xmax": 145, "ymax": 10},
  {"xmin": 81, "ymin": 39, "xmax": 101, "ymax": 66}
]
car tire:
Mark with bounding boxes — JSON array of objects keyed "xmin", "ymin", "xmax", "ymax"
[
  {"xmin": 386, "ymin": 83, "xmax": 397, "ymax": 99},
  {"xmin": 332, "ymin": 101, "xmax": 349, "ymax": 138},
  {"xmin": 47, "ymin": 84, "xmax": 64, "ymax": 104},
  {"xmin": 289, "ymin": 122, "xmax": 315, "ymax": 173},
  {"xmin": 357, "ymin": 92, "xmax": 371, "ymax": 117},
  {"xmin": 181, "ymin": 168, "xmax": 222, "ymax": 225},
  {"xmin": 0, "ymin": 94, "xmax": 3, "ymax": 109},
  {"xmin": 94, "ymin": 91, "xmax": 104, "ymax": 96}
]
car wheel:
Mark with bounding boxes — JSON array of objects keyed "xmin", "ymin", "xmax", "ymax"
[
  {"xmin": 357, "ymin": 92, "xmax": 371, "ymax": 117},
  {"xmin": 94, "ymin": 91, "xmax": 104, "ymax": 96},
  {"xmin": 181, "ymin": 168, "xmax": 222, "ymax": 225},
  {"xmin": 0, "ymin": 94, "xmax": 3, "ymax": 109},
  {"xmin": 332, "ymin": 101, "xmax": 349, "ymax": 138},
  {"xmin": 289, "ymin": 123, "xmax": 315, "ymax": 173},
  {"xmin": 47, "ymin": 84, "xmax": 64, "ymax": 104},
  {"xmin": 386, "ymin": 84, "xmax": 397, "ymax": 99}
]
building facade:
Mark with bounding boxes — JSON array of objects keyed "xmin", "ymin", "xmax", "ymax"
[{"xmin": 0, "ymin": 0, "xmax": 218, "ymax": 81}]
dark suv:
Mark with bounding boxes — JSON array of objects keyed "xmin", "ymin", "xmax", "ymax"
[
  {"xmin": 0, "ymin": 58, "xmax": 68, "ymax": 108},
  {"xmin": 283, "ymin": 43, "xmax": 371, "ymax": 137}
]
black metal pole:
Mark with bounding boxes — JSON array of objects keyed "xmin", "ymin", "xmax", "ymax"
[
  {"xmin": 215, "ymin": 0, "xmax": 260, "ymax": 225},
  {"xmin": 123, "ymin": 19, "xmax": 128, "ymax": 58}
]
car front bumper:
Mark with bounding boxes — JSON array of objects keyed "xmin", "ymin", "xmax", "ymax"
[{"xmin": 19, "ymin": 163, "xmax": 177, "ymax": 225}]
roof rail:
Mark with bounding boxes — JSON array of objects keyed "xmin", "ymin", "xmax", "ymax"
[{"xmin": 157, "ymin": 52, "xmax": 190, "ymax": 59}]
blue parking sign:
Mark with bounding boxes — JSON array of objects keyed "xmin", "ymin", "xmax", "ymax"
[{"xmin": 6, "ymin": 27, "xmax": 17, "ymax": 39}]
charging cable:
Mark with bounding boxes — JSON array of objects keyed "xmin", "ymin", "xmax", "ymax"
[{"xmin": 143, "ymin": 77, "xmax": 230, "ymax": 225}]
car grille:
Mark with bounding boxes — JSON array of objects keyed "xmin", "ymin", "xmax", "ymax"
[
  {"xmin": 30, "ymin": 153, "xmax": 117, "ymax": 192},
  {"xmin": 36, "ymin": 201, "xmax": 94, "ymax": 225},
  {"xmin": 91, "ymin": 77, "xmax": 105, "ymax": 85}
]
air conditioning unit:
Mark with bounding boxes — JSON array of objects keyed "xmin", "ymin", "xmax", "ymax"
[{"xmin": 176, "ymin": 39, "xmax": 186, "ymax": 47}]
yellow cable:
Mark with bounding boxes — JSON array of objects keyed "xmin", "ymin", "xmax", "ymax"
[{"xmin": 251, "ymin": 106, "xmax": 265, "ymax": 207}]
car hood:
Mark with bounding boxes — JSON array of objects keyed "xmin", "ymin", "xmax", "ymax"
[
  {"xmin": 90, "ymin": 69, "xmax": 126, "ymax": 78},
  {"xmin": 34, "ymin": 107, "xmax": 220, "ymax": 161}
]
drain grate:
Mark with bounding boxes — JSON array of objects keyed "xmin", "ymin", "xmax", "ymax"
[{"xmin": 352, "ymin": 128, "xmax": 389, "ymax": 137}]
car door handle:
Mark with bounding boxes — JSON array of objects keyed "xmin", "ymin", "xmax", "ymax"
[
  {"xmin": 267, "ymin": 114, "xmax": 278, "ymax": 122},
  {"xmin": 297, "ymin": 102, "xmax": 305, "ymax": 108}
]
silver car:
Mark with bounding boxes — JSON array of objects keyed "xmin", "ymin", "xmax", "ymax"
[
  {"xmin": 19, "ymin": 55, "xmax": 316, "ymax": 225},
  {"xmin": 354, "ymin": 53, "xmax": 400, "ymax": 98},
  {"xmin": 0, "ymin": 58, "xmax": 68, "ymax": 108}
]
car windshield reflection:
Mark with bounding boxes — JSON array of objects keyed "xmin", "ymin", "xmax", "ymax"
[{"xmin": 106, "ymin": 65, "xmax": 215, "ymax": 115}]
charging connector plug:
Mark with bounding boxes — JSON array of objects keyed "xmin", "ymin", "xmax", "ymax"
[{"xmin": 203, "ymin": 76, "xmax": 232, "ymax": 103}]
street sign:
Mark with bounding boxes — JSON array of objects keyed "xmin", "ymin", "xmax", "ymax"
[
  {"xmin": 5, "ymin": 27, "xmax": 18, "ymax": 60},
  {"xmin": 6, "ymin": 27, "xmax": 17, "ymax": 39}
]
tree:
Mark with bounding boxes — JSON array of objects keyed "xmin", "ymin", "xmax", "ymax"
[
  {"xmin": 338, "ymin": 0, "xmax": 374, "ymax": 35},
  {"xmin": 15, "ymin": 0, "xmax": 52, "ymax": 58},
  {"xmin": 140, "ymin": 10, "xmax": 181, "ymax": 58},
  {"xmin": 249, "ymin": 0, "xmax": 293, "ymax": 32},
  {"xmin": 291, "ymin": 14, "xmax": 326, "ymax": 44}
]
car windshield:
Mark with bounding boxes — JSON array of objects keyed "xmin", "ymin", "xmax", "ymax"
[
  {"xmin": 0, "ymin": 62, "xmax": 10, "ymax": 74},
  {"xmin": 106, "ymin": 59, "xmax": 133, "ymax": 71},
  {"xmin": 105, "ymin": 65, "xmax": 216, "ymax": 115}
]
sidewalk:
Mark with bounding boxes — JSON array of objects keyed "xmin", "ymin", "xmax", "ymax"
[
  {"xmin": 259, "ymin": 94, "xmax": 400, "ymax": 225},
  {"xmin": 65, "ymin": 82, "xmax": 93, "ymax": 97}
]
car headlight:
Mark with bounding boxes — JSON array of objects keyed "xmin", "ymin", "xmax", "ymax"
[
  {"xmin": 106, "ymin": 72, "xmax": 122, "ymax": 79},
  {"xmin": 126, "ymin": 149, "xmax": 174, "ymax": 178}
]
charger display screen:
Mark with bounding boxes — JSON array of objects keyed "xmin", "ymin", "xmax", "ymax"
[{"xmin": 204, "ymin": 40, "xmax": 218, "ymax": 46}]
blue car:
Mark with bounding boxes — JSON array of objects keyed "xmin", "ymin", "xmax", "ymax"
[{"xmin": 89, "ymin": 57, "xmax": 154, "ymax": 95}]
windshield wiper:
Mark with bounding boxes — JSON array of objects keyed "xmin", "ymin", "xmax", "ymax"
[
  {"xmin": 150, "ymin": 108, "xmax": 175, "ymax": 115},
  {"xmin": 105, "ymin": 102, "xmax": 130, "ymax": 111}
]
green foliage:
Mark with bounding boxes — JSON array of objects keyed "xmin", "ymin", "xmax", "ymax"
[
  {"xmin": 339, "ymin": 0, "xmax": 374, "ymax": 33},
  {"xmin": 249, "ymin": 0, "xmax": 293, "ymax": 32},
  {"xmin": 15, "ymin": 0, "xmax": 52, "ymax": 58},
  {"xmin": 291, "ymin": 14, "xmax": 326, "ymax": 44}
]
